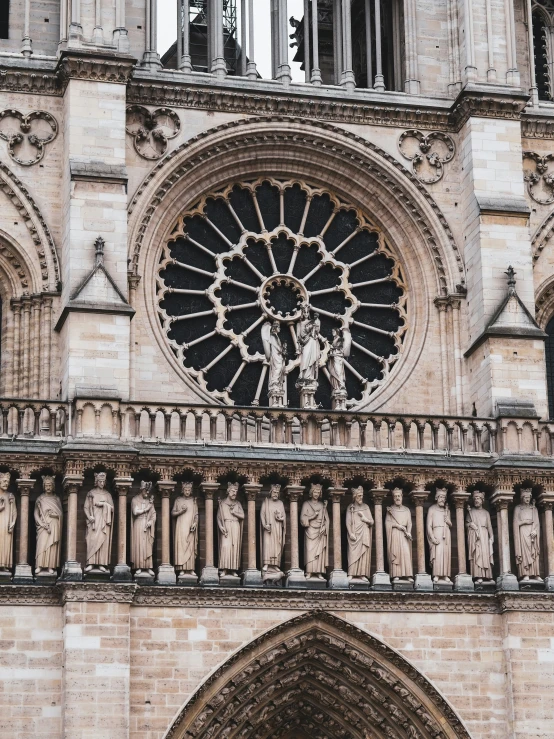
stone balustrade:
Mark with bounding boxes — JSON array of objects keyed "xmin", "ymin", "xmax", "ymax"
[{"xmin": 1, "ymin": 397, "xmax": 554, "ymax": 458}]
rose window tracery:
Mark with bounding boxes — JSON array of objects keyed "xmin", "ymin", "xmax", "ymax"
[{"xmin": 157, "ymin": 179, "xmax": 407, "ymax": 408}]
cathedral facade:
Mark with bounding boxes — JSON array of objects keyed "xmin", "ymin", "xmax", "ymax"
[{"xmin": 1, "ymin": 1, "xmax": 554, "ymax": 737}]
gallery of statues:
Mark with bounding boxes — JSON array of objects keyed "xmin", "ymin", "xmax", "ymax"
[{"xmin": 3, "ymin": 0, "xmax": 554, "ymax": 737}]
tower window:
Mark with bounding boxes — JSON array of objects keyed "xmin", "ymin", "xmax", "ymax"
[{"xmin": 0, "ymin": 1, "xmax": 9, "ymax": 40}]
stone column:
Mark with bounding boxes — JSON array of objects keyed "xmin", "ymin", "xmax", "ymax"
[
  {"xmin": 61, "ymin": 475, "xmax": 84, "ymax": 581},
  {"xmin": 538, "ymin": 490, "xmax": 554, "ymax": 591},
  {"xmin": 200, "ymin": 481, "xmax": 220, "ymax": 586},
  {"xmin": 328, "ymin": 486, "xmax": 348, "ymax": 590},
  {"xmin": 21, "ymin": 0, "xmax": 32, "ymax": 56},
  {"xmin": 13, "ymin": 478, "xmax": 34, "ymax": 583},
  {"xmin": 285, "ymin": 484, "xmax": 307, "ymax": 588},
  {"xmin": 209, "ymin": 0, "xmax": 227, "ymax": 78},
  {"xmin": 450, "ymin": 487, "xmax": 474, "ymax": 591},
  {"xmin": 112, "ymin": 478, "xmax": 132, "ymax": 582},
  {"xmin": 157, "ymin": 481, "xmax": 177, "ymax": 584},
  {"xmin": 143, "ymin": 0, "xmax": 162, "ymax": 67},
  {"xmin": 341, "ymin": 0, "xmax": 355, "ymax": 91},
  {"xmin": 242, "ymin": 482, "xmax": 263, "ymax": 587},
  {"xmin": 491, "ymin": 487, "xmax": 518, "ymax": 591},
  {"xmin": 371, "ymin": 486, "xmax": 392, "ymax": 590},
  {"xmin": 410, "ymin": 487, "xmax": 432, "ymax": 591}
]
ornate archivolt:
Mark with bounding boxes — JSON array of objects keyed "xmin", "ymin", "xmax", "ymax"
[
  {"xmin": 156, "ymin": 178, "xmax": 407, "ymax": 408},
  {"xmin": 165, "ymin": 611, "xmax": 471, "ymax": 739}
]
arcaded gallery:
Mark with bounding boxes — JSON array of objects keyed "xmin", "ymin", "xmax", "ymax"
[{"xmin": 1, "ymin": 0, "xmax": 554, "ymax": 737}]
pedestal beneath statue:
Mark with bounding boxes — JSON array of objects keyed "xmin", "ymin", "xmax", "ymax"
[
  {"xmin": 372, "ymin": 571, "xmax": 392, "ymax": 591},
  {"xmin": 331, "ymin": 389, "xmax": 348, "ymax": 411},
  {"xmin": 414, "ymin": 573, "xmax": 433, "ymax": 592},
  {"xmin": 200, "ymin": 565, "xmax": 220, "ymax": 587},
  {"xmin": 61, "ymin": 560, "xmax": 83, "ymax": 581},
  {"xmin": 454, "ymin": 573, "xmax": 474, "ymax": 592},
  {"xmin": 13, "ymin": 564, "xmax": 33, "ymax": 584},
  {"xmin": 219, "ymin": 573, "xmax": 241, "ymax": 588},
  {"xmin": 134, "ymin": 570, "xmax": 155, "ymax": 585},
  {"xmin": 285, "ymin": 567, "xmax": 308, "ymax": 589},
  {"xmin": 84, "ymin": 567, "xmax": 111, "ymax": 582},
  {"xmin": 112, "ymin": 563, "xmax": 132, "ymax": 582},
  {"xmin": 298, "ymin": 380, "xmax": 318, "ymax": 409},
  {"xmin": 242, "ymin": 568, "xmax": 263, "ymax": 588},
  {"xmin": 328, "ymin": 569, "xmax": 349, "ymax": 590},
  {"xmin": 178, "ymin": 572, "xmax": 199, "ymax": 587},
  {"xmin": 496, "ymin": 573, "xmax": 519, "ymax": 591}
]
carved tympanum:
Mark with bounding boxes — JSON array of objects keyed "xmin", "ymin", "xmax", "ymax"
[
  {"xmin": 523, "ymin": 151, "xmax": 554, "ymax": 204},
  {"xmin": 398, "ymin": 130, "xmax": 455, "ymax": 184},
  {"xmin": 0, "ymin": 109, "xmax": 58, "ymax": 166},
  {"xmin": 126, "ymin": 105, "xmax": 180, "ymax": 160}
]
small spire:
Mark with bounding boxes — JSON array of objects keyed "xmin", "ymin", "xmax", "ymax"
[
  {"xmin": 505, "ymin": 265, "xmax": 516, "ymax": 293},
  {"xmin": 94, "ymin": 236, "xmax": 105, "ymax": 267}
]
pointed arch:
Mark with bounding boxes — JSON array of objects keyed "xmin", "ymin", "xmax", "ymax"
[{"xmin": 164, "ymin": 611, "xmax": 470, "ymax": 739}]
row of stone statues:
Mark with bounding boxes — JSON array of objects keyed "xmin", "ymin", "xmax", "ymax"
[{"xmin": 0, "ymin": 472, "xmax": 544, "ymax": 585}]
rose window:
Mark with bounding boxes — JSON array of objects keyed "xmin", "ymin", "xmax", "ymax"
[{"xmin": 157, "ymin": 179, "xmax": 407, "ymax": 408}]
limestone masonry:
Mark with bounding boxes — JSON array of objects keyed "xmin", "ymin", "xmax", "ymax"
[{"xmin": 1, "ymin": 1, "xmax": 554, "ymax": 737}]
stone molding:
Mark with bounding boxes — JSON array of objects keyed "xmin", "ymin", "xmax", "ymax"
[
  {"xmin": 56, "ymin": 50, "xmax": 136, "ymax": 86},
  {"xmin": 0, "ymin": 161, "xmax": 61, "ymax": 290},
  {"xmin": 128, "ymin": 116, "xmax": 465, "ymax": 294},
  {"xmin": 0, "ymin": 583, "xmax": 551, "ymax": 612},
  {"xmin": 0, "ymin": 68, "xmax": 61, "ymax": 96}
]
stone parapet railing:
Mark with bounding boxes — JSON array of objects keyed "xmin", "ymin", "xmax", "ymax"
[{"xmin": 1, "ymin": 397, "xmax": 552, "ymax": 458}]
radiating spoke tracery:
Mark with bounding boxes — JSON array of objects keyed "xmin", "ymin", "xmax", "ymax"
[{"xmin": 157, "ymin": 178, "xmax": 407, "ymax": 408}]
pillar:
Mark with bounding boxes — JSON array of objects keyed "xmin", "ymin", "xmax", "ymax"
[
  {"xmin": 68, "ymin": 0, "xmax": 83, "ymax": 41},
  {"xmin": 21, "ymin": 0, "xmax": 32, "ymax": 57},
  {"xmin": 277, "ymin": 0, "xmax": 292, "ymax": 84},
  {"xmin": 113, "ymin": 0, "xmax": 130, "ymax": 51},
  {"xmin": 61, "ymin": 475, "xmax": 83, "ymax": 581},
  {"xmin": 371, "ymin": 486, "xmax": 392, "ymax": 590},
  {"xmin": 209, "ymin": 0, "xmax": 227, "ymax": 78},
  {"xmin": 341, "ymin": 0, "xmax": 356, "ymax": 91},
  {"xmin": 328, "ymin": 486, "xmax": 349, "ymax": 589},
  {"xmin": 403, "ymin": 0, "xmax": 419, "ymax": 93},
  {"xmin": 450, "ymin": 487, "xmax": 474, "ymax": 591},
  {"xmin": 538, "ymin": 491, "xmax": 554, "ymax": 591},
  {"xmin": 112, "ymin": 478, "xmax": 132, "ymax": 582},
  {"xmin": 242, "ymin": 482, "xmax": 263, "ymax": 587},
  {"xmin": 157, "ymin": 481, "xmax": 177, "ymax": 584},
  {"xmin": 200, "ymin": 481, "xmax": 220, "ymax": 586},
  {"xmin": 491, "ymin": 487, "xmax": 518, "ymax": 591},
  {"xmin": 410, "ymin": 487, "xmax": 433, "ymax": 591},
  {"xmin": 285, "ymin": 484, "xmax": 307, "ymax": 588},
  {"xmin": 13, "ymin": 478, "xmax": 34, "ymax": 583},
  {"xmin": 143, "ymin": 0, "xmax": 162, "ymax": 68}
]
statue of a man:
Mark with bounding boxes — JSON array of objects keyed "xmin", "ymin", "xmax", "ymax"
[
  {"xmin": 172, "ymin": 481, "xmax": 198, "ymax": 577},
  {"xmin": 297, "ymin": 305, "xmax": 321, "ymax": 384},
  {"xmin": 84, "ymin": 471, "xmax": 114, "ymax": 573},
  {"xmin": 426, "ymin": 488, "xmax": 452, "ymax": 583},
  {"xmin": 513, "ymin": 488, "xmax": 542, "ymax": 582},
  {"xmin": 34, "ymin": 475, "xmax": 63, "ymax": 575},
  {"xmin": 131, "ymin": 481, "xmax": 156, "ymax": 576},
  {"xmin": 262, "ymin": 321, "xmax": 287, "ymax": 407},
  {"xmin": 217, "ymin": 482, "xmax": 244, "ymax": 577},
  {"xmin": 300, "ymin": 483, "xmax": 329, "ymax": 580},
  {"xmin": 466, "ymin": 490, "xmax": 494, "ymax": 583},
  {"xmin": 260, "ymin": 483, "xmax": 286, "ymax": 580},
  {"xmin": 385, "ymin": 488, "xmax": 413, "ymax": 582},
  {"xmin": 346, "ymin": 486, "xmax": 373, "ymax": 581},
  {"xmin": 0, "ymin": 472, "xmax": 16, "ymax": 573}
]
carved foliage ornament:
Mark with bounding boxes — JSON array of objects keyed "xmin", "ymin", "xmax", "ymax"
[
  {"xmin": 523, "ymin": 151, "xmax": 554, "ymax": 204},
  {"xmin": 0, "ymin": 110, "xmax": 58, "ymax": 166},
  {"xmin": 126, "ymin": 105, "xmax": 180, "ymax": 160},
  {"xmin": 156, "ymin": 178, "xmax": 407, "ymax": 409},
  {"xmin": 398, "ymin": 130, "xmax": 455, "ymax": 184}
]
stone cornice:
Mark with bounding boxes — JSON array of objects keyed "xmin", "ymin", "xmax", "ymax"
[
  {"xmin": 56, "ymin": 50, "xmax": 136, "ymax": 86},
  {"xmin": 0, "ymin": 583, "xmax": 552, "ymax": 612}
]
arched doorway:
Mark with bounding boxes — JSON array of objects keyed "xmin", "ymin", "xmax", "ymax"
[{"xmin": 165, "ymin": 611, "xmax": 470, "ymax": 739}]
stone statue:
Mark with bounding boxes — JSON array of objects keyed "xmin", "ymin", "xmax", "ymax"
[
  {"xmin": 426, "ymin": 487, "xmax": 452, "ymax": 583},
  {"xmin": 131, "ymin": 481, "xmax": 156, "ymax": 576},
  {"xmin": 260, "ymin": 483, "xmax": 286, "ymax": 581},
  {"xmin": 296, "ymin": 305, "xmax": 321, "ymax": 408},
  {"xmin": 346, "ymin": 486, "xmax": 373, "ymax": 582},
  {"xmin": 385, "ymin": 488, "xmax": 413, "ymax": 582},
  {"xmin": 34, "ymin": 475, "xmax": 62, "ymax": 575},
  {"xmin": 217, "ymin": 482, "xmax": 244, "ymax": 578},
  {"xmin": 172, "ymin": 481, "xmax": 198, "ymax": 577},
  {"xmin": 262, "ymin": 321, "xmax": 287, "ymax": 407},
  {"xmin": 328, "ymin": 327, "xmax": 351, "ymax": 410},
  {"xmin": 513, "ymin": 488, "xmax": 542, "ymax": 582},
  {"xmin": 466, "ymin": 490, "xmax": 494, "ymax": 583},
  {"xmin": 0, "ymin": 472, "xmax": 16, "ymax": 573},
  {"xmin": 84, "ymin": 471, "xmax": 114, "ymax": 573},
  {"xmin": 300, "ymin": 483, "xmax": 329, "ymax": 579}
]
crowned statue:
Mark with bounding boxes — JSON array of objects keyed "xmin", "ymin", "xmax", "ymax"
[
  {"xmin": 34, "ymin": 475, "xmax": 63, "ymax": 575},
  {"xmin": 84, "ymin": 471, "xmax": 114, "ymax": 574}
]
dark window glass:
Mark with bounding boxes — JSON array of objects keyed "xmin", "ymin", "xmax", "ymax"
[
  {"xmin": 546, "ymin": 317, "xmax": 554, "ymax": 418},
  {"xmin": 533, "ymin": 10, "xmax": 552, "ymax": 101},
  {"xmin": 0, "ymin": 1, "xmax": 9, "ymax": 40}
]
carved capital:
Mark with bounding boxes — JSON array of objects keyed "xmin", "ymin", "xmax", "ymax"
[
  {"xmin": 409, "ymin": 489, "xmax": 429, "ymax": 507},
  {"xmin": 328, "ymin": 486, "xmax": 348, "ymax": 504},
  {"xmin": 62, "ymin": 474, "xmax": 84, "ymax": 496},
  {"xmin": 450, "ymin": 489, "xmax": 471, "ymax": 510},
  {"xmin": 200, "ymin": 481, "xmax": 220, "ymax": 500},
  {"xmin": 113, "ymin": 477, "xmax": 133, "ymax": 497},
  {"xmin": 285, "ymin": 484, "xmax": 305, "ymax": 503},
  {"xmin": 370, "ymin": 488, "xmax": 389, "ymax": 506},
  {"xmin": 537, "ymin": 491, "xmax": 554, "ymax": 511},
  {"xmin": 157, "ymin": 480, "xmax": 175, "ymax": 498},
  {"xmin": 490, "ymin": 489, "xmax": 514, "ymax": 511},
  {"xmin": 243, "ymin": 483, "xmax": 262, "ymax": 502},
  {"xmin": 15, "ymin": 478, "xmax": 35, "ymax": 496}
]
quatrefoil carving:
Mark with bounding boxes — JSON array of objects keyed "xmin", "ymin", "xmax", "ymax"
[
  {"xmin": 0, "ymin": 109, "xmax": 58, "ymax": 166},
  {"xmin": 125, "ymin": 105, "xmax": 181, "ymax": 160},
  {"xmin": 523, "ymin": 151, "xmax": 554, "ymax": 205},
  {"xmin": 398, "ymin": 130, "xmax": 455, "ymax": 184}
]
